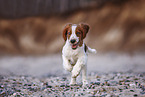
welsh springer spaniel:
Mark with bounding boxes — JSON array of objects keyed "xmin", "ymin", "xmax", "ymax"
[{"xmin": 62, "ymin": 23, "xmax": 96, "ymax": 85}]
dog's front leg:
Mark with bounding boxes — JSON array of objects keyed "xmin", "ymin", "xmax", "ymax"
[
  {"xmin": 70, "ymin": 61, "xmax": 82, "ymax": 85},
  {"xmin": 70, "ymin": 56, "xmax": 87, "ymax": 85},
  {"xmin": 62, "ymin": 55, "xmax": 73, "ymax": 72}
]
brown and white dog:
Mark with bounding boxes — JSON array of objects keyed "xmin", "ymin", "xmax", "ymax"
[{"xmin": 62, "ymin": 23, "xmax": 96, "ymax": 85}]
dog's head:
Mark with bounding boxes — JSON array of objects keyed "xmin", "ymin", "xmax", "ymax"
[{"xmin": 63, "ymin": 23, "xmax": 89, "ymax": 50}]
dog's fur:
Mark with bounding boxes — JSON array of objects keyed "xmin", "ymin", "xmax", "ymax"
[{"xmin": 62, "ymin": 23, "xmax": 96, "ymax": 85}]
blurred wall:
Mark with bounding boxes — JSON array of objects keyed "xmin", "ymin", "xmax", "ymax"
[
  {"xmin": 0, "ymin": 0, "xmax": 103, "ymax": 18},
  {"xmin": 0, "ymin": 0, "xmax": 145, "ymax": 55}
]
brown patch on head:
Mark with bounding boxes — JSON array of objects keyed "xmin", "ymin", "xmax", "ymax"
[
  {"xmin": 67, "ymin": 28, "xmax": 72, "ymax": 40},
  {"xmin": 79, "ymin": 23, "xmax": 89, "ymax": 39},
  {"xmin": 63, "ymin": 23, "xmax": 72, "ymax": 41},
  {"xmin": 76, "ymin": 23, "xmax": 89, "ymax": 47},
  {"xmin": 75, "ymin": 27, "xmax": 83, "ymax": 46}
]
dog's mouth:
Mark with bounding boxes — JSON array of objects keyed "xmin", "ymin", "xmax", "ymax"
[{"xmin": 71, "ymin": 42, "xmax": 79, "ymax": 50}]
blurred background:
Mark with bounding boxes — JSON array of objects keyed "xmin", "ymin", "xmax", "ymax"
[{"xmin": 0, "ymin": 0, "xmax": 145, "ymax": 76}]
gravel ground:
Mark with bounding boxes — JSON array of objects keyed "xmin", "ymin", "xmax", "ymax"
[
  {"xmin": 0, "ymin": 72, "xmax": 145, "ymax": 97},
  {"xmin": 0, "ymin": 53, "xmax": 145, "ymax": 97}
]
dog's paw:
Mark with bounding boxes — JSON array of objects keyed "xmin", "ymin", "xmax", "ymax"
[
  {"xmin": 83, "ymin": 80, "xmax": 88, "ymax": 86},
  {"xmin": 69, "ymin": 82, "xmax": 77, "ymax": 86},
  {"xmin": 71, "ymin": 69, "xmax": 80, "ymax": 78},
  {"xmin": 71, "ymin": 65, "xmax": 81, "ymax": 78},
  {"xmin": 70, "ymin": 78, "xmax": 77, "ymax": 85}
]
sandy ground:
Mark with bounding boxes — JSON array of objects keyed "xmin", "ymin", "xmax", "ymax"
[{"xmin": 0, "ymin": 53, "xmax": 145, "ymax": 77}]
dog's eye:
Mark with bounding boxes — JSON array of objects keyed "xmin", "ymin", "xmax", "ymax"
[
  {"xmin": 76, "ymin": 32, "xmax": 80, "ymax": 35},
  {"xmin": 68, "ymin": 32, "xmax": 71, "ymax": 35}
]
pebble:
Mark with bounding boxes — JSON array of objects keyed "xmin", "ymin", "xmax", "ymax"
[
  {"xmin": 140, "ymin": 91, "xmax": 145, "ymax": 94},
  {"xmin": 60, "ymin": 84, "xmax": 65, "ymax": 87},
  {"xmin": 13, "ymin": 92, "xmax": 17, "ymax": 96},
  {"xmin": 130, "ymin": 89, "xmax": 134, "ymax": 92},
  {"xmin": 46, "ymin": 85, "xmax": 52, "ymax": 88},
  {"xmin": 95, "ymin": 81, "xmax": 101, "ymax": 85}
]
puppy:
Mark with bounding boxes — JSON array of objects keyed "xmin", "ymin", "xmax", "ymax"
[{"xmin": 62, "ymin": 23, "xmax": 96, "ymax": 85}]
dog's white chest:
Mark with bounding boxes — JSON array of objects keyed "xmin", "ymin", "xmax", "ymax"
[
  {"xmin": 62, "ymin": 42, "xmax": 84, "ymax": 65},
  {"xmin": 63, "ymin": 46, "xmax": 78, "ymax": 62}
]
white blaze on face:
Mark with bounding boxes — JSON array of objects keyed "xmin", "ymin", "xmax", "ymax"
[{"xmin": 69, "ymin": 25, "xmax": 79, "ymax": 43}]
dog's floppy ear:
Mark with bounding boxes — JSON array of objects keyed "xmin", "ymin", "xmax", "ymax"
[
  {"xmin": 79, "ymin": 23, "xmax": 89, "ymax": 39},
  {"xmin": 63, "ymin": 23, "xmax": 72, "ymax": 41}
]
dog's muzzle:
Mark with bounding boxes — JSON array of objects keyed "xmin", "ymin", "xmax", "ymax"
[
  {"xmin": 70, "ymin": 39, "xmax": 76, "ymax": 44},
  {"xmin": 70, "ymin": 39, "xmax": 79, "ymax": 50}
]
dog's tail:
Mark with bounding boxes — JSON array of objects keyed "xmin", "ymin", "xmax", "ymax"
[{"xmin": 87, "ymin": 47, "xmax": 97, "ymax": 54}]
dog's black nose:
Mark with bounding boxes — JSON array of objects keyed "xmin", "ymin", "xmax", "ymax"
[{"xmin": 70, "ymin": 39, "xmax": 76, "ymax": 43}]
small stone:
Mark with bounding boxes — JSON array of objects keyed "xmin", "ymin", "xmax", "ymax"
[
  {"xmin": 140, "ymin": 91, "xmax": 145, "ymax": 94},
  {"xmin": 119, "ymin": 88, "xmax": 123, "ymax": 91},
  {"xmin": 101, "ymin": 83, "xmax": 105, "ymax": 86},
  {"xmin": 129, "ymin": 83, "xmax": 136, "ymax": 87},
  {"xmin": 94, "ymin": 81, "xmax": 100, "ymax": 85},
  {"xmin": 92, "ymin": 85, "xmax": 95, "ymax": 89},
  {"xmin": 64, "ymin": 88, "xmax": 69, "ymax": 92},
  {"xmin": 46, "ymin": 85, "xmax": 52, "ymax": 88},
  {"xmin": 97, "ymin": 79, "xmax": 100, "ymax": 81},
  {"xmin": 96, "ymin": 75, "xmax": 101, "ymax": 78},
  {"xmin": 81, "ymin": 93, "xmax": 84, "ymax": 96},
  {"xmin": 109, "ymin": 80, "xmax": 118, "ymax": 86},
  {"xmin": 43, "ymin": 82, "xmax": 48, "ymax": 85},
  {"xmin": 88, "ymin": 85, "xmax": 92, "ymax": 89},
  {"xmin": 70, "ymin": 87, "xmax": 73, "ymax": 89},
  {"xmin": 134, "ymin": 94, "xmax": 138, "ymax": 97},
  {"xmin": 76, "ymin": 87, "xmax": 79, "ymax": 89},
  {"xmin": 101, "ymin": 94, "xmax": 107, "ymax": 97},
  {"xmin": 16, "ymin": 89, "xmax": 21, "ymax": 92},
  {"xmin": 126, "ymin": 76, "xmax": 130, "ymax": 79},
  {"xmin": 0, "ymin": 85, "xmax": 4, "ymax": 89},
  {"xmin": 13, "ymin": 79, "xmax": 16, "ymax": 81},
  {"xmin": 60, "ymin": 84, "xmax": 65, "ymax": 87},
  {"xmin": 5, "ymin": 80, "xmax": 9, "ymax": 82},
  {"xmin": 134, "ymin": 78, "xmax": 139, "ymax": 80},
  {"xmin": 135, "ymin": 82, "xmax": 138, "ymax": 85},
  {"xmin": 0, "ymin": 90, "xmax": 6, "ymax": 95},
  {"xmin": 90, "ymin": 82, "xmax": 94, "ymax": 85},
  {"xmin": 44, "ymin": 89, "xmax": 47, "ymax": 92},
  {"xmin": 125, "ymin": 80, "xmax": 130, "ymax": 82},
  {"xmin": 13, "ymin": 92, "xmax": 17, "ymax": 96},
  {"xmin": 130, "ymin": 89, "xmax": 134, "ymax": 92},
  {"xmin": 41, "ymin": 87, "xmax": 46, "ymax": 90},
  {"xmin": 102, "ymin": 88, "xmax": 106, "ymax": 92},
  {"xmin": 107, "ymin": 83, "xmax": 110, "ymax": 86},
  {"xmin": 125, "ymin": 86, "xmax": 128, "ymax": 89},
  {"xmin": 24, "ymin": 84, "xmax": 27, "ymax": 86},
  {"xmin": 62, "ymin": 92, "xmax": 65, "ymax": 96},
  {"xmin": 65, "ymin": 84, "xmax": 70, "ymax": 88},
  {"xmin": 62, "ymin": 77, "xmax": 67, "ymax": 81}
]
